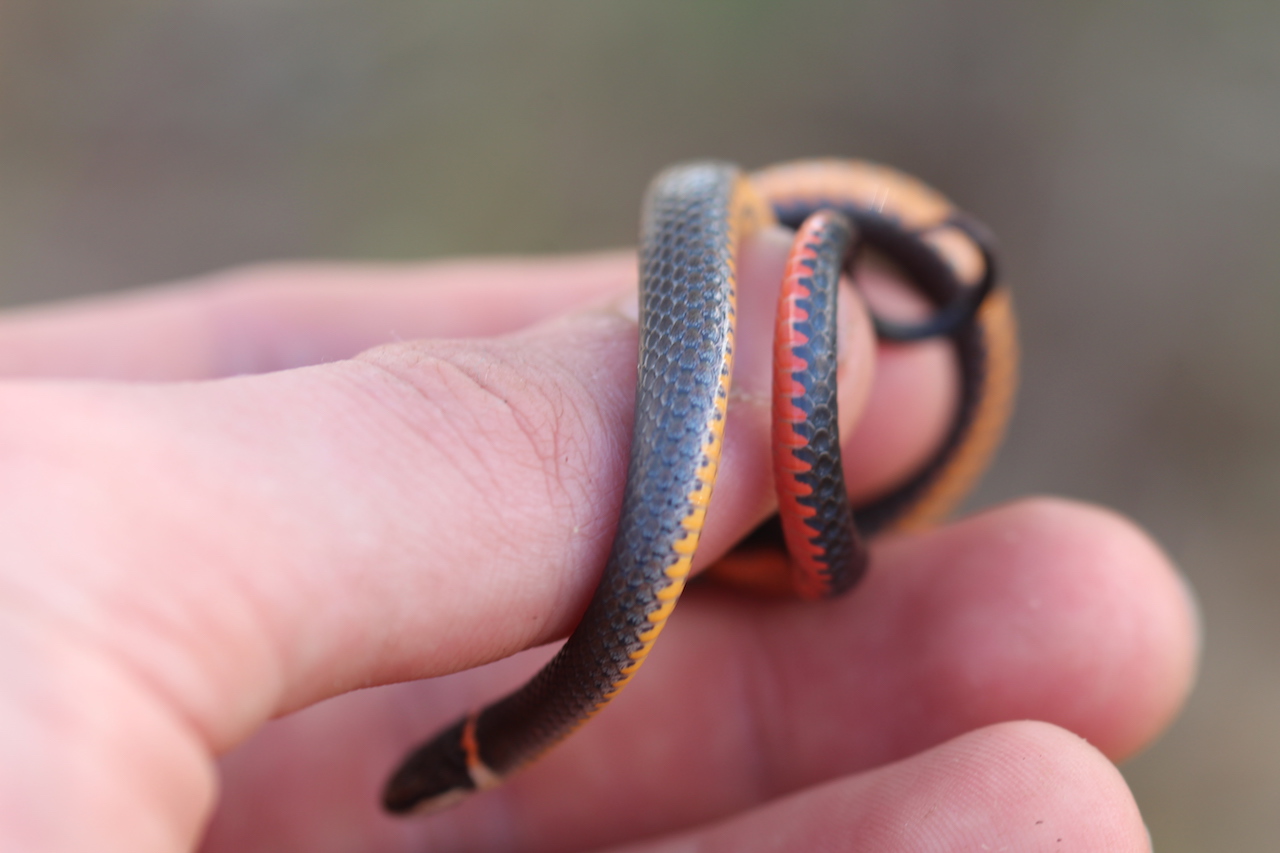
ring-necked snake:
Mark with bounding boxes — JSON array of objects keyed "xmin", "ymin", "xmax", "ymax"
[{"xmin": 382, "ymin": 159, "xmax": 1018, "ymax": 815}]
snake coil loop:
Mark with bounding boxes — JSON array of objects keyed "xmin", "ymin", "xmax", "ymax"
[{"xmin": 382, "ymin": 159, "xmax": 1017, "ymax": 815}]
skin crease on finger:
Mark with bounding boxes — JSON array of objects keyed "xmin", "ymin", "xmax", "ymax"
[{"xmin": 0, "ymin": 237, "xmax": 1196, "ymax": 852}]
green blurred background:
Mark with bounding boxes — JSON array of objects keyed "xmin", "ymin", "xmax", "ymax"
[{"xmin": 1, "ymin": 2, "xmax": 1276, "ymax": 848}]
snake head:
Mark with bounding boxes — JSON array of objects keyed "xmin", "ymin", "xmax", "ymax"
[{"xmin": 382, "ymin": 715, "xmax": 497, "ymax": 815}]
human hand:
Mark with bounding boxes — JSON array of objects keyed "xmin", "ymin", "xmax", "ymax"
[{"xmin": 0, "ymin": 230, "xmax": 1197, "ymax": 852}]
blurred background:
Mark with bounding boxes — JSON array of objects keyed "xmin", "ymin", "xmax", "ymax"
[{"xmin": 0, "ymin": 1, "xmax": 1275, "ymax": 848}]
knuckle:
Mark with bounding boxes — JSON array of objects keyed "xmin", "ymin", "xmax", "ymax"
[{"xmin": 354, "ymin": 338, "xmax": 617, "ymax": 564}]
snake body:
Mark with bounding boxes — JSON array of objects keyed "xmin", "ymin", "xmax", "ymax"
[{"xmin": 382, "ymin": 159, "xmax": 1017, "ymax": 815}]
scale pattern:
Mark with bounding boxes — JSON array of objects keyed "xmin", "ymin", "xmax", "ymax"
[
  {"xmin": 772, "ymin": 211, "xmax": 866, "ymax": 598},
  {"xmin": 753, "ymin": 159, "xmax": 1016, "ymax": 536},
  {"xmin": 384, "ymin": 162, "xmax": 752, "ymax": 811}
]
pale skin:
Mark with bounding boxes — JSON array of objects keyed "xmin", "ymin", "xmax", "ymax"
[{"xmin": 0, "ymin": 226, "xmax": 1198, "ymax": 852}]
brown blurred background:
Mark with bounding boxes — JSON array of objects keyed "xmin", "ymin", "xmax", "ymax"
[{"xmin": 0, "ymin": 2, "xmax": 1276, "ymax": 849}]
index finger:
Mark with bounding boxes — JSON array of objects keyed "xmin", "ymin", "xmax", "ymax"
[{"xmin": 0, "ymin": 253, "xmax": 634, "ymax": 380}]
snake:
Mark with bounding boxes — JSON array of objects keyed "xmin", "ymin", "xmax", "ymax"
[{"xmin": 381, "ymin": 159, "xmax": 1018, "ymax": 815}]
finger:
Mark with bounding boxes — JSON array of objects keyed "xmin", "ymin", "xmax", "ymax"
[
  {"xmin": 529, "ymin": 501, "xmax": 1194, "ymax": 846},
  {"xmin": 0, "ymin": 244, "xmax": 947, "ymax": 500},
  {"xmin": 200, "ymin": 498, "xmax": 1195, "ymax": 852},
  {"xmin": 0, "ymin": 249, "xmax": 947, "ymax": 501},
  {"xmin": 0, "ymin": 253, "xmax": 634, "ymax": 380},
  {"xmin": 0, "ymin": 228, "xmax": 881, "ymax": 746},
  {"xmin": 613, "ymin": 722, "xmax": 1148, "ymax": 853}
]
